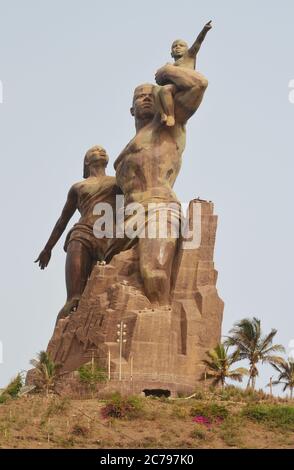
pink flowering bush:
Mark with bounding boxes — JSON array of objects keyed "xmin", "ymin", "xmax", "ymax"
[
  {"xmin": 192, "ymin": 415, "xmax": 211, "ymax": 426},
  {"xmin": 190, "ymin": 403, "xmax": 228, "ymax": 428},
  {"xmin": 192, "ymin": 414, "xmax": 224, "ymax": 428}
]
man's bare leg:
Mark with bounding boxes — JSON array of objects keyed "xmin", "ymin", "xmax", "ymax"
[
  {"xmin": 139, "ymin": 237, "xmax": 177, "ymax": 305},
  {"xmin": 56, "ymin": 241, "xmax": 92, "ymax": 323}
]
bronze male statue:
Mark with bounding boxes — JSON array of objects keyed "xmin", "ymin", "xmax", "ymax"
[
  {"xmin": 113, "ymin": 64, "xmax": 208, "ymax": 304},
  {"xmin": 35, "ymin": 145, "xmax": 119, "ymax": 320}
]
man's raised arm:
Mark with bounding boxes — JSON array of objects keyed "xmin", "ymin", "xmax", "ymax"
[{"xmin": 35, "ymin": 185, "xmax": 78, "ymax": 269}]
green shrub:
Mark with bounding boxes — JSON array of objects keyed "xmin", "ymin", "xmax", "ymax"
[
  {"xmin": 45, "ymin": 397, "xmax": 71, "ymax": 418},
  {"xmin": 0, "ymin": 393, "xmax": 9, "ymax": 404},
  {"xmin": 78, "ymin": 363, "xmax": 107, "ymax": 396},
  {"xmin": 4, "ymin": 374, "xmax": 23, "ymax": 398},
  {"xmin": 191, "ymin": 424, "xmax": 207, "ymax": 440},
  {"xmin": 190, "ymin": 402, "xmax": 229, "ymax": 420},
  {"xmin": 220, "ymin": 416, "xmax": 244, "ymax": 447},
  {"xmin": 171, "ymin": 405, "xmax": 189, "ymax": 419},
  {"xmin": 218, "ymin": 385, "xmax": 243, "ymax": 401},
  {"xmin": 0, "ymin": 374, "xmax": 23, "ymax": 403},
  {"xmin": 218, "ymin": 385, "xmax": 269, "ymax": 403},
  {"xmin": 242, "ymin": 404, "xmax": 294, "ymax": 430},
  {"xmin": 101, "ymin": 393, "xmax": 145, "ymax": 419},
  {"xmin": 78, "ymin": 363, "xmax": 107, "ymax": 383}
]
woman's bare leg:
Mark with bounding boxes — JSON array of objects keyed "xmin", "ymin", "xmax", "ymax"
[{"xmin": 56, "ymin": 241, "xmax": 92, "ymax": 323}]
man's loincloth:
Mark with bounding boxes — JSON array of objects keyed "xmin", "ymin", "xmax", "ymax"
[
  {"xmin": 104, "ymin": 198, "xmax": 183, "ymax": 261},
  {"xmin": 64, "ymin": 223, "xmax": 110, "ymax": 261}
]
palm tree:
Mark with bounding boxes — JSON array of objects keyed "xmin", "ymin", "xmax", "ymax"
[
  {"xmin": 30, "ymin": 351, "xmax": 61, "ymax": 395},
  {"xmin": 269, "ymin": 359, "xmax": 294, "ymax": 399},
  {"xmin": 225, "ymin": 317, "xmax": 285, "ymax": 389},
  {"xmin": 202, "ymin": 343, "xmax": 248, "ymax": 390}
]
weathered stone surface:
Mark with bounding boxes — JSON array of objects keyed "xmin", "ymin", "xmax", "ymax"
[{"xmin": 44, "ymin": 200, "xmax": 223, "ymax": 396}]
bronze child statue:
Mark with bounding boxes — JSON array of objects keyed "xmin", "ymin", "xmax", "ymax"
[{"xmin": 157, "ymin": 20, "xmax": 212, "ymax": 126}]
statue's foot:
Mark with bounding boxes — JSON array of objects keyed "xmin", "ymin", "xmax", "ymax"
[
  {"xmin": 166, "ymin": 115, "xmax": 175, "ymax": 127},
  {"xmin": 55, "ymin": 297, "xmax": 80, "ymax": 325},
  {"xmin": 161, "ymin": 113, "xmax": 168, "ymax": 124}
]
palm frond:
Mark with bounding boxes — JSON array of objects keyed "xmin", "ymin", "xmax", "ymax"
[
  {"xmin": 261, "ymin": 344, "xmax": 286, "ymax": 355},
  {"xmin": 262, "ymin": 355, "xmax": 285, "ymax": 365}
]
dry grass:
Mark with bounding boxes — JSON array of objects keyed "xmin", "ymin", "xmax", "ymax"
[{"xmin": 0, "ymin": 391, "xmax": 293, "ymax": 449}]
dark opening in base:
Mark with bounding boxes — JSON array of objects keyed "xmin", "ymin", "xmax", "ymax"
[{"xmin": 143, "ymin": 389, "xmax": 171, "ymax": 398}]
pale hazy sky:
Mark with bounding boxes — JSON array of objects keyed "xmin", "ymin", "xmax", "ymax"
[{"xmin": 0, "ymin": 0, "xmax": 293, "ymax": 393}]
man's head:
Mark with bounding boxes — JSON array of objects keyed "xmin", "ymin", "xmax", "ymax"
[
  {"xmin": 83, "ymin": 145, "xmax": 109, "ymax": 178},
  {"xmin": 171, "ymin": 39, "xmax": 188, "ymax": 60},
  {"xmin": 130, "ymin": 84, "xmax": 156, "ymax": 125}
]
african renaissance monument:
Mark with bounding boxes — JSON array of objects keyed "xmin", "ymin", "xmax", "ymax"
[{"xmin": 31, "ymin": 21, "xmax": 224, "ymax": 396}]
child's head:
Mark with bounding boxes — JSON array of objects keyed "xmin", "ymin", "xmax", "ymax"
[{"xmin": 171, "ymin": 39, "xmax": 188, "ymax": 59}]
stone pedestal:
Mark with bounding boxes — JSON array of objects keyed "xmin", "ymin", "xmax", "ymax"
[{"xmin": 40, "ymin": 200, "xmax": 223, "ymax": 396}]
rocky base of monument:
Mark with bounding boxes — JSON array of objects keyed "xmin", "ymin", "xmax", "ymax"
[{"xmin": 27, "ymin": 200, "xmax": 224, "ymax": 397}]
